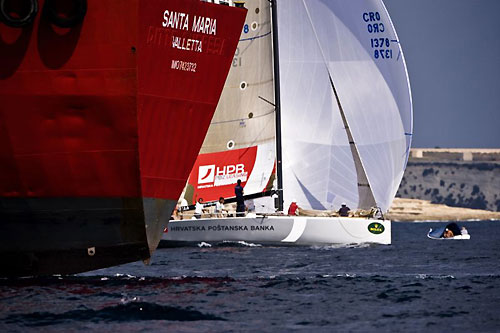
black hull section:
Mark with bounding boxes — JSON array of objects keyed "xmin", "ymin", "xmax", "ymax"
[
  {"xmin": 0, "ymin": 197, "xmax": 149, "ymax": 277},
  {"xmin": 1, "ymin": 243, "xmax": 150, "ymax": 277}
]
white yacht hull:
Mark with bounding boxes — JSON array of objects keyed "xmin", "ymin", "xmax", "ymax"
[{"xmin": 161, "ymin": 216, "xmax": 391, "ymax": 246}]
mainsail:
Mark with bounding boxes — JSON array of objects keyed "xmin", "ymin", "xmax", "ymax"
[
  {"xmin": 185, "ymin": 0, "xmax": 276, "ymax": 204},
  {"xmin": 278, "ymin": 0, "xmax": 412, "ymax": 212}
]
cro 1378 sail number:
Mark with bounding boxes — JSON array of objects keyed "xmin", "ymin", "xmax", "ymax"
[
  {"xmin": 371, "ymin": 38, "xmax": 390, "ymax": 48},
  {"xmin": 363, "ymin": 12, "xmax": 394, "ymax": 60},
  {"xmin": 370, "ymin": 38, "xmax": 393, "ymax": 59},
  {"xmin": 374, "ymin": 49, "xmax": 392, "ymax": 59}
]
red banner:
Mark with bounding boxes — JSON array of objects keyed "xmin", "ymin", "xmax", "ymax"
[{"xmin": 186, "ymin": 146, "xmax": 259, "ymax": 204}]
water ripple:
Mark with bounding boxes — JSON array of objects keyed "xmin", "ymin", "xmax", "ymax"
[{"xmin": 4, "ymin": 302, "xmax": 225, "ymax": 326}]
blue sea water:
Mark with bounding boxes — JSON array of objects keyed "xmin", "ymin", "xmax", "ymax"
[{"xmin": 1, "ymin": 221, "xmax": 499, "ymax": 332}]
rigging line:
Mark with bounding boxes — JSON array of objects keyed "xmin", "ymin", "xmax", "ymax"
[
  {"xmin": 404, "ymin": 133, "xmax": 412, "ymax": 159},
  {"xmin": 403, "ymin": 144, "xmax": 411, "ymax": 159},
  {"xmin": 238, "ymin": 19, "xmax": 272, "ymax": 55},
  {"xmin": 302, "ymin": 0, "xmax": 376, "ymax": 207},
  {"xmin": 209, "ymin": 109, "xmax": 275, "ymax": 125},
  {"xmin": 327, "ymin": 73, "xmax": 376, "ymax": 200},
  {"xmin": 258, "ymin": 95, "xmax": 275, "ymax": 107},
  {"xmin": 239, "ymin": 31, "xmax": 271, "ymax": 42}
]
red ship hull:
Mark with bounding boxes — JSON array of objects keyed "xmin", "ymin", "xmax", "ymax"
[{"xmin": 0, "ymin": 0, "xmax": 246, "ymax": 276}]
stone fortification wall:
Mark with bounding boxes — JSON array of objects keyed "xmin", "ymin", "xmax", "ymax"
[{"xmin": 396, "ymin": 149, "xmax": 500, "ymax": 212}]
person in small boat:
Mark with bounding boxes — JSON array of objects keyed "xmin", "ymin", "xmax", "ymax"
[
  {"xmin": 288, "ymin": 199, "xmax": 300, "ymax": 216},
  {"xmin": 235, "ymin": 179, "xmax": 245, "ymax": 217},
  {"xmin": 338, "ymin": 203, "xmax": 350, "ymax": 217},
  {"xmin": 443, "ymin": 228, "xmax": 454, "ymax": 238},
  {"xmin": 461, "ymin": 226, "xmax": 469, "ymax": 235},
  {"xmin": 194, "ymin": 198, "xmax": 205, "ymax": 219},
  {"xmin": 215, "ymin": 197, "xmax": 227, "ymax": 218}
]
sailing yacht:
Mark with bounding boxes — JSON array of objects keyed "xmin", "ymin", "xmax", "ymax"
[{"xmin": 162, "ymin": 0, "xmax": 412, "ymax": 246}]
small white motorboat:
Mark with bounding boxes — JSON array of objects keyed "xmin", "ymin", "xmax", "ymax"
[{"xmin": 428, "ymin": 222, "xmax": 471, "ymax": 240}]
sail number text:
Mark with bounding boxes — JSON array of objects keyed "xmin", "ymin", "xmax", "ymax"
[
  {"xmin": 363, "ymin": 11, "xmax": 393, "ymax": 60},
  {"xmin": 232, "ymin": 47, "xmax": 242, "ymax": 67},
  {"xmin": 363, "ymin": 11, "xmax": 385, "ymax": 33},
  {"xmin": 371, "ymin": 38, "xmax": 393, "ymax": 59},
  {"xmin": 374, "ymin": 49, "xmax": 392, "ymax": 59},
  {"xmin": 371, "ymin": 38, "xmax": 390, "ymax": 48}
]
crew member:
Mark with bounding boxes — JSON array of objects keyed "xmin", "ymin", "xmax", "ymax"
[
  {"xmin": 235, "ymin": 179, "xmax": 245, "ymax": 217},
  {"xmin": 194, "ymin": 198, "xmax": 205, "ymax": 219},
  {"xmin": 215, "ymin": 197, "xmax": 227, "ymax": 218},
  {"xmin": 443, "ymin": 228, "xmax": 454, "ymax": 238},
  {"xmin": 178, "ymin": 197, "xmax": 189, "ymax": 219},
  {"xmin": 179, "ymin": 197, "xmax": 188, "ymax": 212},
  {"xmin": 338, "ymin": 203, "xmax": 351, "ymax": 217},
  {"xmin": 288, "ymin": 199, "xmax": 300, "ymax": 216}
]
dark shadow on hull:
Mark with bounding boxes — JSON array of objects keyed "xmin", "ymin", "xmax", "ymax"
[
  {"xmin": 1, "ymin": 242, "xmax": 149, "ymax": 277},
  {"xmin": 0, "ymin": 197, "xmax": 149, "ymax": 277},
  {"xmin": 37, "ymin": 4, "xmax": 83, "ymax": 69},
  {"xmin": 0, "ymin": 25, "xmax": 34, "ymax": 79}
]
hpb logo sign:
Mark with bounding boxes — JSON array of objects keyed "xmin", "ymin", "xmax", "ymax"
[
  {"xmin": 198, "ymin": 165, "xmax": 215, "ymax": 184},
  {"xmin": 368, "ymin": 222, "xmax": 385, "ymax": 234},
  {"xmin": 197, "ymin": 164, "xmax": 247, "ymax": 188}
]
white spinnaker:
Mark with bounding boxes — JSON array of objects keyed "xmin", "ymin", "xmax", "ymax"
[{"xmin": 278, "ymin": 0, "xmax": 412, "ymax": 212}]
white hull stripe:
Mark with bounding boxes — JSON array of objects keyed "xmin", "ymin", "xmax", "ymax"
[{"xmin": 281, "ymin": 218, "xmax": 307, "ymax": 242}]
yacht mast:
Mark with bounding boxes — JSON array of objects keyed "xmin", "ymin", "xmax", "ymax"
[{"xmin": 271, "ymin": 0, "xmax": 284, "ymax": 211}]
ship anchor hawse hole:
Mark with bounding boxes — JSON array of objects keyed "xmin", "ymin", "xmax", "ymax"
[
  {"xmin": 0, "ymin": 0, "xmax": 39, "ymax": 28},
  {"xmin": 43, "ymin": 0, "xmax": 87, "ymax": 28}
]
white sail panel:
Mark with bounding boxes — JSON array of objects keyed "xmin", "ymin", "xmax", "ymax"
[
  {"xmin": 278, "ymin": 0, "xmax": 412, "ymax": 212},
  {"xmin": 278, "ymin": 1, "xmax": 359, "ymax": 210},
  {"xmin": 200, "ymin": 0, "xmax": 276, "ymax": 154},
  {"xmin": 244, "ymin": 142, "xmax": 276, "ymax": 194}
]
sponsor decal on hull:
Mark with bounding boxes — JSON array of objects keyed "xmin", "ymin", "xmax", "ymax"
[
  {"xmin": 169, "ymin": 224, "xmax": 275, "ymax": 232},
  {"xmin": 368, "ymin": 222, "xmax": 385, "ymax": 234}
]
